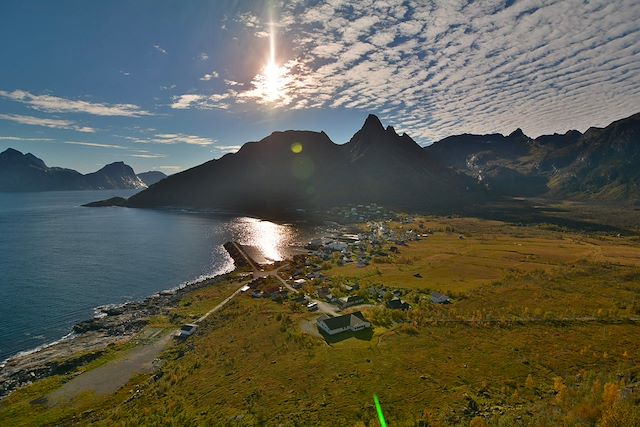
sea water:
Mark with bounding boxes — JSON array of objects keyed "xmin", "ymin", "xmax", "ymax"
[{"xmin": 0, "ymin": 190, "xmax": 314, "ymax": 360}]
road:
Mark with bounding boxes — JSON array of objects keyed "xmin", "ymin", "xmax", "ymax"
[
  {"xmin": 196, "ymin": 281, "xmax": 250, "ymax": 323},
  {"xmin": 45, "ymin": 244, "xmax": 342, "ymax": 405}
]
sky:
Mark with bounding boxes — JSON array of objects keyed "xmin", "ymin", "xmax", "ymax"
[{"xmin": 0, "ymin": 0, "xmax": 638, "ymax": 174}]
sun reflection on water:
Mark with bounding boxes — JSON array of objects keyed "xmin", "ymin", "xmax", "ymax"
[{"xmin": 232, "ymin": 217, "xmax": 294, "ymax": 263}]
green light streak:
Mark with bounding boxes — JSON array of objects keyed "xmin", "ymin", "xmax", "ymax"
[{"xmin": 373, "ymin": 394, "xmax": 387, "ymax": 427}]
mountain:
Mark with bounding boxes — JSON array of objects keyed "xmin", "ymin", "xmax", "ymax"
[
  {"xmin": 85, "ymin": 111, "xmax": 640, "ymax": 213},
  {"xmin": 137, "ymin": 171, "xmax": 167, "ymax": 186},
  {"xmin": 0, "ymin": 149, "xmax": 146, "ymax": 192},
  {"xmin": 425, "ymin": 112, "xmax": 640, "ymax": 202},
  {"xmin": 542, "ymin": 113, "xmax": 640, "ymax": 200},
  {"xmin": 123, "ymin": 115, "xmax": 482, "ymax": 216}
]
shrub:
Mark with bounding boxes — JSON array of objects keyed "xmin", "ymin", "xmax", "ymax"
[
  {"xmin": 602, "ymin": 382, "xmax": 621, "ymax": 407},
  {"xmin": 469, "ymin": 416, "xmax": 488, "ymax": 427}
]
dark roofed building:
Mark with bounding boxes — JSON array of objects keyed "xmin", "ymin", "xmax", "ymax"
[
  {"xmin": 386, "ymin": 298, "xmax": 411, "ymax": 310},
  {"xmin": 431, "ymin": 292, "xmax": 451, "ymax": 304},
  {"xmin": 317, "ymin": 311, "xmax": 371, "ymax": 335},
  {"xmin": 338, "ymin": 295, "xmax": 364, "ymax": 308}
]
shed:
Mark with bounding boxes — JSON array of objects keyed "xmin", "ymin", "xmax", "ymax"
[{"xmin": 431, "ymin": 292, "xmax": 452, "ymax": 304}]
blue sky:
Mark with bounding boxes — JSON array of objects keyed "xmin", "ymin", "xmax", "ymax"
[{"xmin": 0, "ymin": 0, "xmax": 638, "ymax": 174}]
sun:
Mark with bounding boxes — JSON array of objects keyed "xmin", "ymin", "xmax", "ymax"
[
  {"xmin": 258, "ymin": 20, "xmax": 289, "ymax": 102},
  {"xmin": 263, "ymin": 59, "xmax": 286, "ymax": 101}
]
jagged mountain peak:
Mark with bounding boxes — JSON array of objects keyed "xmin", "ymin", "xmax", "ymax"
[
  {"xmin": 0, "ymin": 148, "xmax": 48, "ymax": 169},
  {"xmin": 361, "ymin": 114, "xmax": 385, "ymax": 133},
  {"xmin": 508, "ymin": 128, "xmax": 527, "ymax": 138}
]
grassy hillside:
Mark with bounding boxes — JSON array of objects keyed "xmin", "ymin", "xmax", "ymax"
[{"xmin": 2, "ymin": 216, "xmax": 640, "ymax": 426}]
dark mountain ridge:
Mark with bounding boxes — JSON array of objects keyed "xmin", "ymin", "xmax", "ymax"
[
  {"xmin": 125, "ymin": 115, "xmax": 481, "ymax": 216},
  {"xmin": 0, "ymin": 149, "xmax": 146, "ymax": 192},
  {"xmin": 425, "ymin": 112, "xmax": 640, "ymax": 202},
  {"xmin": 78, "ymin": 110, "xmax": 640, "ymax": 214},
  {"xmin": 137, "ymin": 171, "xmax": 167, "ymax": 186}
]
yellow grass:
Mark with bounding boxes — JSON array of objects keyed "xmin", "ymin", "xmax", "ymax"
[{"xmin": 326, "ymin": 217, "xmax": 640, "ymax": 294}]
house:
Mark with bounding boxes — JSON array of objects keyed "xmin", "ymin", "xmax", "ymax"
[
  {"xmin": 316, "ymin": 311, "xmax": 371, "ymax": 335},
  {"xmin": 387, "ymin": 298, "xmax": 411, "ymax": 311},
  {"xmin": 271, "ymin": 290, "xmax": 288, "ymax": 302},
  {"xmin": 338, "ymin": 295, "xmax": 364, "ymax": 308},
  {"xmin": 326, "ymin": 241, "xmax": 348, "ymax": 252},
  {"xmin": 317, "ymin": 287, "xmax": 332, "ymax": 300},
  {"xmin": 292, "ymin": 295, "xmax": 307, "ymax": 304},
  {"xmin": 292, "ymin": 278, "xmax": 306, "ymax": 289},
  {"xmin": 369, "ymin": 287, "xmax": 387, "ymax": 299},
  {"xmin": 431, "ymin": 292, "xmax": 452, "ymax": 304},
  {"xmin": 175, "ymin": 323, "xmax": 198, "ymax": 339}
]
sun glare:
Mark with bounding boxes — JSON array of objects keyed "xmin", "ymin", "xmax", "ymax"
[
  {"xmin": 264, "ymin": 59, "xmax": 285, "ymax": 101},
  {"xmin": 259, "ymin": 20, "xmax": 288, "ymax": 103}
]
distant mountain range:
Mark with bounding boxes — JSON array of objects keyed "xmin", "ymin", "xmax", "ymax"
[
  {"xmin": 0, "ymin": 148, "xmax": 167, "ymax": 192},
  {"xmin": 5, "ymin": 111, "xmax": 638, "ymax": 211},
  {"xmin": 136, "ymin": 171, "xmax": 167, "ymax": 186},
  {"xmin": 427, "ymin": 112, "xmax": 640, "ymax": 201},
  {"xmin": 114, "ymin": 112, "xmax": 638, "ymax": 216},
  {"xmin": 122, "ymin": 114, "xmax": 481, "ymax": 216}
]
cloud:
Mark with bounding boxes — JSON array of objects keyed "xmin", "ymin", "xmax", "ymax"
[
  {"xmin": 170, "ymin": 93, "xmax": 232, "ymax": 110},
  {"xmin": 129, "ymin": 153, "xmax": 167, "ymax": 158},
  {"xmin": 213, "ymin": 144, "xmax": 242, "ymax": 153},
  {"xmin": 236, "ymin": 12, "xmax": 260, "ymax": 28},
  {"xmin": 200, "ymin": 71, "xmax": 219, "ymax": 81},
  {"xmin": 127, "ymin": 133, "xmax": 216, "ymax": 146},
  {"xmin": 153, "ymin": 44, "xmax": 167, "ymax": 54},
  {"xmin": 0, "ymin": 136, "xmax": 53, "ymax": 141},
  {"xmin": 0, "ymin": 89, "xmax": 152, "ymax": 117},
  {"xmin": 152, "ymin": 133, "xmax": 216, "ymax": 146},
  {"xmin": 0, "ymin": 113, "xmax": 95, "ymax": 133},
  {"xmin": 63, "ymin": 141, "xmax": 126, "ymax": 149},
  {"xmin": 170, "ymin": 94, "xmax": 205, "ymax": 109},
  {"xmin": 191, "ymin": 0, "xmax": 640, "ymax": 142}
]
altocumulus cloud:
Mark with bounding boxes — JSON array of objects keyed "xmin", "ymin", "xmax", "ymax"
[{"xmin": 177, "ymin": 0, "xmax": 640, "ymax": 142}]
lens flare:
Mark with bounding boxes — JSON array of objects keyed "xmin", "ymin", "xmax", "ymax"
[{"xmin": 290, "ymin": 142, "xmax": 303, "ymax": 153}]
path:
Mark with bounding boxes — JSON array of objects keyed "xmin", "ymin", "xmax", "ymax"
[
  {"xmin": 196, "ymin": 280, "xmax": 250, "ymax": 323},
  {"xmin": 47, "ymin": 330, "xmax": 171, "ymax": 406},
  {"xmin": 44, "ymin": 244, "xmax": 305, "ymax": 406}
]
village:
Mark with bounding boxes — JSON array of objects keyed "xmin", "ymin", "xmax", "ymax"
[{"xmin": 239, "ymin": 204, "xmax": 454, "ymax": 341}]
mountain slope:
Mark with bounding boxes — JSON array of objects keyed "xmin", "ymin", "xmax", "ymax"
[
  {"xmin": 424, "ymin": 111, "xmax": 640, "ymax": 201},
  {"xmin": 137, "ymin": 171, "xmax": 167, "ymax": 186},
  {"xmin": 546, "ymin": 113, "xmax": 640, "ymax": 200},
  {"xmin": 0, "ymin": 149, "xmax": 146, "ymax": 192},
  {"xmin": 125, "ymin": 116, "xmax": 483, "ymax": 215}
]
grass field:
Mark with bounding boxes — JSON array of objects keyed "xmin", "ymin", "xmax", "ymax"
[
  {"xmin": 1, "ymin": 216, "xmax": 639, "ymax": 426},
  {"xmin": 325, "ymin": 216, "xmax": 640, "ymax": 294}
]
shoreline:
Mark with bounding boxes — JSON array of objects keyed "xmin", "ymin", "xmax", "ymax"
[
  {"xmin": 0, "ymin": 266, "xmax": 239, "ymax": 399},
  {"xmin": 0, "ymin": 220, "xmax": 337, "ymax": 399}
]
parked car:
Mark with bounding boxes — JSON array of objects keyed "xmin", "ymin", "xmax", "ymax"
[
  {"xmin": 175, "ymin": 323, "xmax": 198, "ymax": 339},
  {"xmin": 307, "ymin": 302, "xmax": 319, "ymax": 312}
]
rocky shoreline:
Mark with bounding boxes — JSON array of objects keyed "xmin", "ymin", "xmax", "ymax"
[{"xmin": 0, "ymin": 271, "xmax": 234, "ymax": 398}]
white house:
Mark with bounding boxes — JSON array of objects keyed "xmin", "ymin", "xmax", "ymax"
[{"xmin": 316, "ymin": 312, "xmax": 371, "ymax": 335}]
